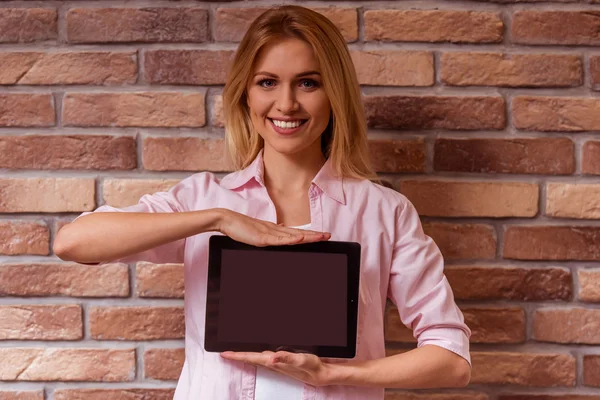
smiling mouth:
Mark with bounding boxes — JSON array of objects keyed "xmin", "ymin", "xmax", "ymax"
[{"xmin": 268, "ymin": 118, "xmax": 308, "ymax": 129}]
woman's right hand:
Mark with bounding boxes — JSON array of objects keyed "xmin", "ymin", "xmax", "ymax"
[{"xmin": 217, "ymin": 209, "xmax": 331, "ymax": 247}]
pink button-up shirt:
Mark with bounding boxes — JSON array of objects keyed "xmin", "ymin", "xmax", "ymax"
[{"xmin": 83, "ymin": 149, "xmax": 471, "ymax": 400}]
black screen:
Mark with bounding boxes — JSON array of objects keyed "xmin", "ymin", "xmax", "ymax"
[{"xmin": 217, "ymin": 249, "xmax": 348, "ymax": 347}]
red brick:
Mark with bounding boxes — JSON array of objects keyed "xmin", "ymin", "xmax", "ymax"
[
  {"xmin": 0, "ymin": 263, "xmax": 129, "ymax": 297},
  {"xmin": 401, "ymin": 180, "xmax": 538, "ymax": 217},
  {"xmin": 144, "ymin": 348, "xmax": 185, "ymax": 380},
  {"xmin": 103, "ymin": 179, "xmax": 180, "ymax": 208},
  {"xmin": 90, "ymin": 306, "xmax": 184, "ymax": 340},
  {"xmin": 546, "ymin": 183, "xmax": 600, "ymax": 219},
  {"xmin": 142, "ymin": 137, "xmax": 231, "ymax": 171},
  {"xmin": 471, "ymin": 352, "xmax": 576, "ymax": 386},
  {"xmin": 0, "ymin": 391, "xmax": 43, "ymax": 400},
  {"xmin": 583, "ymin": 141, "xmax": 600, "ymax": 175},
  {"xmin": 365, "ymin": 10, "xmax": 503, "ymax": 43},
  {"xmin": 0, "ymin": 94, "xmax": 54, "ymax": 127},
  {"xmin": 446, "ymin": 266, "xmax": 572, "ymax": 301},
  {"xmin": 0, "ymin": 305, "xmax": 82, "ymax": 340},
  {"xmin": 500, "ymin": 395, "xmax": 600, "ymax": 400},
  {"xmin": 369, "ymin": 139, "xmax": 425, "ymax": 173},
  {"xmin": 67, "ymin": 8, "xmax": 208, "ymax": 43},
  {"xmin": 579, "ymin": 269, "xmax": 600, "ymax": 302},
  {"xmin": 423, "ymin": 223, "xmax": 497, "ymax": 260},
  {"xmin": 54, "ymin": 388, "xmax": 175, "ymax": 400},
  {"xmin": 215, "ymin": 8, "xmax": 358, "ymax": 42},
  {"xmin": 63, "ymin": 92, "xmax": 205, "ymax": 128},
  {"xmin": 0, "ymin": 348, "xmax": 134, "ymax": 381},
  {"xmin": 512, "ymin": 11, "xmax": 600, "ymax": 45},
  {"xmin": 591, "ymin": 56, "xmax": 600, "ymax": 90},
  {"xmin": 0, "ymin": 52, "xmax": 136, "ymax": 85},
  {"xmin": 386, "ymin": 393, "xmax": 488, "ymax": 400},
  {"xmin": 504, "ymin": 226, "xmax": 600, "ymax": 260},
  {"xmin": 136, "ymin": 262, "xmax": 184, "ymax": 298},
  {"xmin": 464, "ymin": 308, "xmax": 526, "ymax": 343},
  {"xmin": 434, "ymin": 138, "xmax": 574, "ymax": 175},
  {"xmin": 442, "ymin": 53, "xmax": 581, "ymax": 87},
  {"xmin": 351, "ymin": 51, "xmax": 433, "ymax": 86},
  {"xmin": 513, "ymin": 96, "xmax": 600, "ymax": 131},
  {"xmin": 386, "ymin": 306, "xmax": 524, "ymax": 343},
  {"xmin": 0, "ymin": 8, "xmax": 57, "ymax": 43},
  {"xmin": 213, "ymin": 95, "xmax": 224, "ymax": 127},
  {"xmin": 364, "ymin": 96, "xmax": 505, "ymax": 130},
  {"xmin": 0, "ymin": 178, "xmax": 94, "ymax": 213},
  {"xmin": 0, "ymin": 135, "xmax": 136, "ymax": 170},
  {"xmin": 54, "ymin": 389, "xmax": 175, "ymax": 400},
  {"xmin": 0, "ymin": 221, "xmax": 49, "ymax": 256},
  {"xmin": 534, "ymin": 308, "xmax": 600, "ymax": 344},
  {"xmin": 144, "ymin": 50, "xmax": 234, "ymax": 85},
  {"xmin": 584, "ymin": 355, "xmax": 600, "ymax": 387}
]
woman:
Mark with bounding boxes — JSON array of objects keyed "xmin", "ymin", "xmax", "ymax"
[{"xmin": 55, "ymin": 5, "xmax": 471, "ymax": 400}]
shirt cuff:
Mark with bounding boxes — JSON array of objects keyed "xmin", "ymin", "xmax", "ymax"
[{"xmin": 417, "ymin": 327, "xmax": 471, "ymax": 366}]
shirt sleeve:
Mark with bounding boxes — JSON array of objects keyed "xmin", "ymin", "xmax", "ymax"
[
  {"xmin": 73, "ymin": 181, "xmax": 190, "ymax": 265},
  {"xmin": 387, "ymin": 199, "xmax": 471, "ymax": 366}
]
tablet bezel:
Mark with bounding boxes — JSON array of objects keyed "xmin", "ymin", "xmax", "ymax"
[{"xmin": 204, "ymin": 235, "xmax": 361, "ymax": 358}]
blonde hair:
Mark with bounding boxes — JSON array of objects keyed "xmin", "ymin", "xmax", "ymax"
[{"xmin": 222, "ymin": 5, "xmax": 380, "ymax": 183}]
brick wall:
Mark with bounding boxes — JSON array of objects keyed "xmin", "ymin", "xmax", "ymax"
[{"xmin": 1, "ymin": 1, "xmax": 599, "ymax": 399}]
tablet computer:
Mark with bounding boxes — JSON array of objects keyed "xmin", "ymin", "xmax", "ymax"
[{"xmin": 204, "ymin": 235, "xmax": 361, "ymax": 358}]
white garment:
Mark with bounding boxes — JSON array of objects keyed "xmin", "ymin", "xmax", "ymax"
[{"xmin": 254, "ymin": 223, "xmax": 311, "ymax": 400}]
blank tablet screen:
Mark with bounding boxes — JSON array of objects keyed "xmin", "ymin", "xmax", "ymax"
[
  {"xmin": 218, "ymin": 249, "xmax": 348, "ymax": 347},
  {"xmin": 205, "ymin": 235, "xmax": 361, "ymax": 358}
]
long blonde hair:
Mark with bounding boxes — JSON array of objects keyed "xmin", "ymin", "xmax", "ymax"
[{"xmin": 222, "ymin": 5, "xmax": 380, "ymax": 183}]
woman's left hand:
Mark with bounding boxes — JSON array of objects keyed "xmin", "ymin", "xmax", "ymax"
[{"xmin": 220, "ymin": 351, "xmax": 334, "ymax": 387}]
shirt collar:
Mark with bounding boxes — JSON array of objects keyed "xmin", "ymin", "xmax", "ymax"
[{"xmin": 220, "ymin": 149, "xmax": 346, "ymax": 205}]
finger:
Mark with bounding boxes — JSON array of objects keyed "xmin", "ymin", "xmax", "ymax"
[
  {"xmin": 274, "ymin": 227, "xmax": 330, "ymax": 239},
  {"xmin": 297, "ymin": 232, "xmax": 331, "ymax": 243},
  {"xmin": 275, "ymin": 234, "xmax": 305, "ymax": 244},
  {"xmin": 278, "ymin": 233, "xmax": 327, "ymax": 245},
  {"xmin": 220, "ymin": 351, "xmax": 271, "ymax": 366}
]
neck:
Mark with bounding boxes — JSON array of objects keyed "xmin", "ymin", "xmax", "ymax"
[{"xmin": 262, "ymin": 145, "xmax": 325, "ymax": 195}]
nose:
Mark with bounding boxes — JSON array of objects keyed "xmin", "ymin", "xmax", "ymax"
[{"xmin": 275, "ymin": 85, "xmax": 299, "ymax": 114}]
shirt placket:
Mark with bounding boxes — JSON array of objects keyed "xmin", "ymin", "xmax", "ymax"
[{"xmin": 302, "ymin": 183, "xmax": 322, "ymax": 400}]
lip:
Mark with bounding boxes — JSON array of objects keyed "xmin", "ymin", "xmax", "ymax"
[{"xmin": 268, "ymin": 118, "xmax": 308, "ymax": 136}]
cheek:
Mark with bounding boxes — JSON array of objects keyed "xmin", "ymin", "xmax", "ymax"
[
  {"xmin": 246, "ymin": 90, "xmax": 269, "ymax": 119},
  {"xmin": 309, "ymin": 95, "xmax": 331, "ymax": 124},
  {"xmin": 311, "ymin": 91, "xmax": 330, "ymax": 111}
]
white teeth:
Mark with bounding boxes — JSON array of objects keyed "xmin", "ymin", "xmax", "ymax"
[{"xmin": 272, "ymin": 119, "xmax": 303, "ymax": 129}]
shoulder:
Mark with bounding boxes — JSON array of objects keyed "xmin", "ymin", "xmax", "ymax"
[
  {"xmin": 172, "ymin": 171, "xmax": 222, "ymax": 193},
  {"xmin": 160, "ymin": 171, "xmax": 224, "ymax": 210},
  {"xmin": 344, "ymin": 177, "xmax": 410, "ymax": 214}
]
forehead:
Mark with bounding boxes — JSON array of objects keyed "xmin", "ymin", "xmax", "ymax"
[{"xmin": 253, "ymin": 37, "xmax": 320, "ymax": 74}]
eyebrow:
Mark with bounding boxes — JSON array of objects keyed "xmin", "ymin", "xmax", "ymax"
[{"xmin": 253, "ymin": 71, "xmax": 321, "ymax": 78}]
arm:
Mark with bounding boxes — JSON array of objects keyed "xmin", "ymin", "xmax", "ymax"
[
  {"xmin": 326, "ymin": 345, "xmax": 471, "ymax": 388},
  {"xmin": 54, "ymin": 209, "xmax": 223, "ymax": 264},
  {"xmin": 381, "ymin": 198, "xmax": 471, "ymax": 385},
  {"xmin": 56, "ymin": 207, "xmax": 331, "ymax": 265},
  {"xmin": 221, "ymin": 344, "xmax": 470, "ymax": 389}
]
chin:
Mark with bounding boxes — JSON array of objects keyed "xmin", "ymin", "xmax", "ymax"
[{"xmin": 265, "ymin": 141, "xmax": 309, "ymax": 156}]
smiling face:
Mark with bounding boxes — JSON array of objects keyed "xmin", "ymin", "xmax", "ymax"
[{"xmin": 246, "ymin": 37, "xmax": 332, "ymax": 158}]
